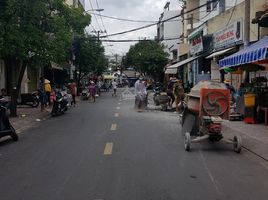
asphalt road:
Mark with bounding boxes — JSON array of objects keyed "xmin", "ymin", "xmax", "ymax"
[{"xmin": 0, "ymin": 88, "xmax": 268, "ymax": 200}]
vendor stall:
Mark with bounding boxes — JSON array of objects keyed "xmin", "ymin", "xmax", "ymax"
[{"xmin": 219, "ymin": 36, "xmax": 268, "ymax": 125}]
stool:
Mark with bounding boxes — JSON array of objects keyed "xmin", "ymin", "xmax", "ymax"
[{"xmin": 259, "ymin": 107, "xmax": 268, "ymax": 126}]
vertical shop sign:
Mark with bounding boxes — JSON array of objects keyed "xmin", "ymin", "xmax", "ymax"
[{"xmin": 189, "ymin": 31, "xmax": 204, "ymax": 55}]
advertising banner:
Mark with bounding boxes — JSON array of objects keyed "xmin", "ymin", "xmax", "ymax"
[
  {"xmin": 213, "ymin": 19, "xmax": 243, "ymax": 50},
  {"xmin": 189, "ymin": 31, "xmax": 204, "ymax": 55}
]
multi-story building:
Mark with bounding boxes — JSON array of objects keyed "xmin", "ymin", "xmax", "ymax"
[
  {"xmin": 165, "ymin": 0, "xmax": 268, "ymax": 89},
  {"xmin": 65, "ymin": 0, "xmax": 85, "ymax": 8},
  {"xmin": 157, "ymin": 3, "xmax": 182, "ymax": 62}
]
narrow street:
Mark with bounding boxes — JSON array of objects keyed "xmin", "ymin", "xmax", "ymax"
[{"xmin": 0, "ymin": 89, "xmax": 268, "ymax": 200}]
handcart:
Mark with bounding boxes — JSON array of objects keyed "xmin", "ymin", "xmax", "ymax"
[{"xmin": 181, "ymin": 81, "xmax": 241, "ymax": 153}]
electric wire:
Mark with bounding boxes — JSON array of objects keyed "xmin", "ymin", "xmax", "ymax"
[
  {"xmin": 94, "ymin": 0, "xmax": 113, "ymax": 54},
  {"xmin": 226, "ymin": 0, "xmax": 238, "ymax": 26},
  {"xmin": 99, "ymin": 0, "xmax": 219, "ymax": 38},
  {"xmin": 88, "ymin": 0, "xmax": 102, "ymax": 31}
]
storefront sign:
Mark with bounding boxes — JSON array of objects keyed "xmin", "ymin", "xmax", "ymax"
[
  {"xmin": 213, "ymin": 19, "xmax": 243, "ymax": 50},
  {"xmin": 189, "ymin": 31, "xmax": 203, "ymax": 55}
]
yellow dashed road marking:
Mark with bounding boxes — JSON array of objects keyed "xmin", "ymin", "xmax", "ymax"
[
  {"xmin": 114, "ymin": 113, "xmax": 119, "ymax": 117},
  {"xmin": 110, "ymin": 123, "xmax": 117, "ymax": 131},
  {"xmin": 103, "ymin": 142, "xmax": 113, "ymax": 155}
]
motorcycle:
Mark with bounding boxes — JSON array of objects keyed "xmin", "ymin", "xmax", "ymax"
[
  {"xmin": 17, "ymin": 91, "xmax": 39, "ymax": 107},
  {"xmin": 153, "ymin": 86, "xmax": 170, "ymax": 111},
  {"xmin": 81, "ymin": 88, "xmax": 90, "ymax": 100},
  {"xmin": 0, "ymin": 98, "xmax": 18, "ymax": 141},
  {"xmin": 51, "ymin": 91, "xmax": 68, "ymax": 116}
]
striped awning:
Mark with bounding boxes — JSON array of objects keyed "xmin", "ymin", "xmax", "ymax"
[{"xmin": 219, "ymin": 36, "xmax": 268, "ymax": 69}]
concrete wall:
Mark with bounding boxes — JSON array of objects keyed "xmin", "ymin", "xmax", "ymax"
[
  {"xmin": 65, "ymin": 0, "xmax": 85, "ymax": 8},
  {"xmin": 159, "ymin": 10, "xmax": 182, "ymax": 60},
  {"xmin": 207, "ymin": 0, "xmax": 268, "ymax": 83},
  {"xmin": 208, "ymin": 0, "xmax": 266, "ymax": 41}
]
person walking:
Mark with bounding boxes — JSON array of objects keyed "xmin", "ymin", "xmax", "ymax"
[
  {"xmin": 173, "ymin": 79, "xmax": 184, "ymax": 114},
  {"xmin": 88, "ymin": 81, "xmax": 97, "ymax": 102},
  {"xmin": 134, "ymin": 77, "xmax": 147, "ymax": 111},
  {"xmin": 68, "ymin": 79, "xmax": 77, "ymax": 106},
  {"xmin": 112, "ymin": 79, "xmax": 118, "ymax": 97},
  {"xmin": 166, "ymin": 77, "xmax": 176, "ymax": 109}
]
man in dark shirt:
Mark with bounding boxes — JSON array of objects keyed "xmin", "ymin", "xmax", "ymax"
[{"xmin": 167, "ymin": 77, "xmax": 175, "ymax": 109}]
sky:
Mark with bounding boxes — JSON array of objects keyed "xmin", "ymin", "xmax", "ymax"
[{"xmin": 85, "ymin": 0, "xmax": 182, "ymax": 56}]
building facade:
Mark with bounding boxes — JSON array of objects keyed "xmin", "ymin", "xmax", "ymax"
[
  {"xmin": 157, "ymin": 8, "xmax": 182, "ymax": 62},
  {"xmin": 166, "ymin": 0, "xmax": 268, "ymax": 90},
  {"xmin": 65, "ymin": 0, "xmax": 85, "ymax": 8}
]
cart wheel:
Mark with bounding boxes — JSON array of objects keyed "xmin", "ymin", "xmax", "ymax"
[
  {"xmin": 184, "ymin": 132, "xmax": 191, "ymax": 151},
  {"xmin": 233, "ymin": 135, "xmax": 242, "ymax": 153}
]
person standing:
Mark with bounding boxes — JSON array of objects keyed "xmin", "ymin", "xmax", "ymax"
[
  {"xmin": 112, "ymin": 79, "xmax": 118, "ymax": 97},
  {"xmin": 166, "ymin": 77, "xmax": 176, "ymax": 109},
  {"xmin": 173, "ymin": 79, "xmax": 184, "ymax": 114},
  {"xmin": 88, "ymin": 81, "xmax": 97, "ymax": 102},
  {"xmin": 134, "ymin": 77, "xmax": 147, "ymax": 111},
  {"xmin": 68, "ymin": 79, "xmax": 77, "ymax": 106},
  {"xmin": 44, "ymin": 79, "xmax": 52, "ymax": 106}
]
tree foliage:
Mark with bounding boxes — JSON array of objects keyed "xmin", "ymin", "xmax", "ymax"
[
  {"xmin": 0, "ymin": 0, "xmax": 91, "ymax": 116},
  {"xmin": 0, "ymin": 0, "xmax": 91, "ymax": 64},
  {"xmin": 74, "ymin": 35, "xmax": 108, "ymax": 76},
  {"xmin": 125, "ymin": 40, "xmax": 169, "ymax": 80}
]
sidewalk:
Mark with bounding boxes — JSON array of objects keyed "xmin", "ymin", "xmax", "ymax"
[
  {"xmin": 222, "ymin": 120, "xmax": 268, "ymax": 160},
  {"xmin": 9, "ymin": 106, "xmax": 51, "ymax": 134}
]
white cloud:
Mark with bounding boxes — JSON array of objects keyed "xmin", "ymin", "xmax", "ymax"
[{"xmin": 85, "ymin": 0, "xmax": 181, "ymax": 55}]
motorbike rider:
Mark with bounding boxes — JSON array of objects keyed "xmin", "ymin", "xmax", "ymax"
[{"xmin": 173, "ymin": 79, "xmax": 184, "ymax": 114}]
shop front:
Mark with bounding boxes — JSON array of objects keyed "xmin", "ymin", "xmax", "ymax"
[
  {"xmin": 188, "ymin": 26, "xmax": 213, "ymax": 85},
  {"xmin": 206, "ymin": 19, "xmax": 244, "ymax": 84},
  {"xmin": 219, "ymin": 36, "xmax": 268, "ymax": 125}
]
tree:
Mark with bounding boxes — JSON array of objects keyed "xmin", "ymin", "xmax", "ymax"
[
  {"xmin": 0, "ymin": 0, "xmax": 91, "ymax": 116},
  {"xmin": 73, "ymin": 34, "xmax": 107, "ymax": 83},
  {"xmin": 125, "ymin": 40, "xmax": 169, "ymax": 80}
]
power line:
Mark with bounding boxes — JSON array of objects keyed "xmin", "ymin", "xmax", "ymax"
[
  {"xmin": 99, "ymin": 37, "xmax": 181, "ymax": 43},
  {"xmin": 88, "ymin": 0, "xmax": 102, "ymax": 31},
  {"xmin": 100, "ymin": 0, "xmax": 218, "ymax": 38},
  {"xmin": 226, "ymin": 0, "xmax": 238, "ymax": 26}
]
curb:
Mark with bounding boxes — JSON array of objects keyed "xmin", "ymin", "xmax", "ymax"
[{"xmin": 222, "ymin": 123, "xmax": 268, "ymax": 161}]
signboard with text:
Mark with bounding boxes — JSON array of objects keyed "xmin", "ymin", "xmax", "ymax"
[
  {"xmin": 213, "ymin": 19, "xmax": 243, "ymax": 50},
  {"xmin": 189, "ymin": 31, "xmax": 204, "ymax": 55}
]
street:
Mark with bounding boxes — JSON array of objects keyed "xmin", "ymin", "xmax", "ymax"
[{"xmin": 0, "ymin": 89, "xmax": 268, "ymax": 200}]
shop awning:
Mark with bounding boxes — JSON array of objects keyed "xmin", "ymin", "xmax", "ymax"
[
  {"xmin": 165, "ymin": 55, "xmax": 200, "ymax": 74},
  {"xmin": 165, "ymin": 67, "xmax": 177, "ymax": 74},
  {"xmin": 219, "ymin": 36, "xmax": 268, "ymax": 69},
  {"xmin": 206, "ymin": 47, "xmax": 235, "ymax": 59}
]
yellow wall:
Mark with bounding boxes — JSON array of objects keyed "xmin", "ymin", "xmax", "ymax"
[{"xmin": 207, "ymin": 0, "xmax": 267, "ymax": 42}]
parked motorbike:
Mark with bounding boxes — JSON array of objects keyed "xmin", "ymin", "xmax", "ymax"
[
  {"xmin": 81, "ymin": 88, "xmax": 90, "ymax": 100},
  {"xmin": 17, "ymin": 91, "xmax": 39, "ymax": 107},
  {"xmin": 0, "ymin": 98, "xmax": 18, "ymax": 141},
  {"xmin": 51, "ymin": 91, "xmax": 68, "ymax": 116},
  {"xmin": 153, "ymin": 86, "xmax": 170, "ymax": 111}
]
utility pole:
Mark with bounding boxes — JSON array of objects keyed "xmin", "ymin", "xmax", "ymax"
[
  {"xmin": 244, "ymin": 0, "xmax": 250, "ymax": 83},
  {"xmin": 244, "ymin": 0, "xmax": 250, "ymax": 47}
]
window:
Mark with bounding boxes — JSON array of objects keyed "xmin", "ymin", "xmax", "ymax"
[
  {"xmin": 206, "ymin": 1, "xmax": 212, "ymax": 12},
  {"xmin": 212, "ymin": 1, "xmax": 218, "ymax": 9}
]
